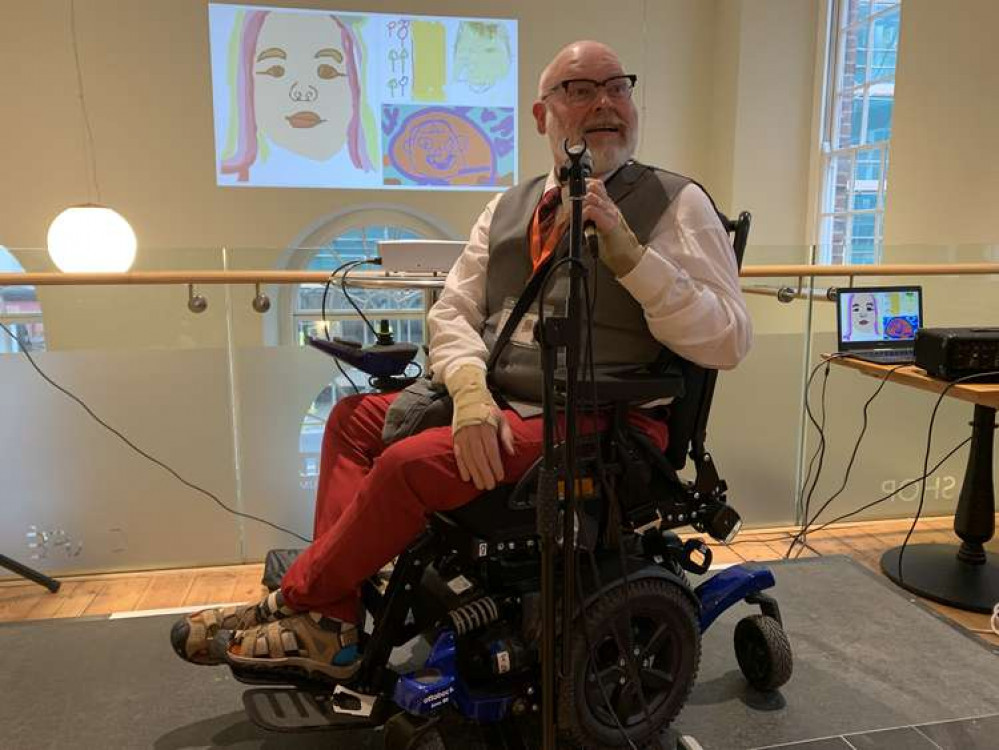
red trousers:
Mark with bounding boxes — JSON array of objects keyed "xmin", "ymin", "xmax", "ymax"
[{"xmin": 281, "ymin": 391, "xmax": 667, "ymax": 622}]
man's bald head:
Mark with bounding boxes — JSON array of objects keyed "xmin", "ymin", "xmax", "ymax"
[
  {"xmin": 532, "ymin": 41, "xmax": 638, "ymax": 176},
  {"xmin": 537, "ymin": 41, "xmax": 622, "ymax": 98}
]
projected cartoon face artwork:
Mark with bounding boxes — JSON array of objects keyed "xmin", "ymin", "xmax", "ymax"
[
  {"xmin": 845, "ymin": 292, "xmax": 880, "ymax": 340},
  {"xmin": 386, "ymin": 108, "xmax": 499, "ymax": 186},
  {"xmin": 453, "ymin": 22, "xmax": 511, "ymax": 93},
  {"xmin": 218, "ymin": 9, "xmax": 374, "ymax": 183},
  {"xmin": 252, "ymin": 13, "xmax": 352, "ymax": 161}
]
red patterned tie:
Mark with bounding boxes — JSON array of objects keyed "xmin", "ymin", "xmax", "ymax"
[{"xmin": 531, "ymin": 186, "xmax": 563, "ymax": 270}]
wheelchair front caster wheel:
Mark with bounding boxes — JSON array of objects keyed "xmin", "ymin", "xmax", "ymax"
[
  {"xmin": 408, "ymin": 730, "xmax": 446, "ymax": 750},
  {"xmin": 734, "ymin": 614, "xmax": 792, "ymax": 691},
  {"xmin": 384, "ymin": 713, "xmax": 445, "ymax": 750}
]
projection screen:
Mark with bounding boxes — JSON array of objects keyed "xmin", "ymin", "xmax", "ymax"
[{"xmin": 208, "ymin": 4, "xmax": 518, "ymax": 191}]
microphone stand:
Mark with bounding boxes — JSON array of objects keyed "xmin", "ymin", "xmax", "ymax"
[{"xmin": 536, "ymin": 140, "xmax": 590, "ymax": 750}]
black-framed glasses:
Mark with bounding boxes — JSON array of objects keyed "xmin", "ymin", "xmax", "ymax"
[{"xmin": 543, "ymin": 74, "xmax": 638, "ymax": 106}]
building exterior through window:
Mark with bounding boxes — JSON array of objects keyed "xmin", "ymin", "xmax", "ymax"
[
  {"xmin": 819, "ymin": 0, "xmax": 901, "ymax": 265},
  {"xmin": 0, "ymin": 246, "xmax": 45, "ymax": 354}
]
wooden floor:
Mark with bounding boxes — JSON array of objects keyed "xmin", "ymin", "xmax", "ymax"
[{"xmin": 2, "ymin": 515, "xmax": 996, "ymax": 648}]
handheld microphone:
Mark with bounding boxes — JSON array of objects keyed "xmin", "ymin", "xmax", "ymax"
[
  {"xmin": 561, "ymin": 141, "xmax": 599, "ymax": 253},
  {"xmin": 583, "ymin": 222, "xmax": 599, "ymax": 258},
  {"xmin": 559, "ymin": 140, "xmax": 593, "ymax": 179},
  {"xmin": 577, "ymin": 147, "xmax": 599, "ymax": 255}
]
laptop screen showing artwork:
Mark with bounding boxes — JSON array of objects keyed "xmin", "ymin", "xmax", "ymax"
[{"xmin": 835, "ymin": 285, "xmax": 923, "ymax": 364}]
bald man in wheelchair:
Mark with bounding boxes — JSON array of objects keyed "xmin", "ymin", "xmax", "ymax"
[{"xmin": 170, "ymin": 39, "xmax": 750, "ymax": 684}]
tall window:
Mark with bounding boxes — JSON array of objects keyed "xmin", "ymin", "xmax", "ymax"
[
  {"xmin": 297, "ymin": 224, "xmax": 429, "ymax": 487},
  {"xmin": 0, "ymin": 246, "xmax": 45, "ymax": 354},
  {"xmin": 819, "ymin": 0, "xmax": 901, "ymax": 265}
]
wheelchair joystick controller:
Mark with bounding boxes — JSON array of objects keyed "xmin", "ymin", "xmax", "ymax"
[{"xmin": 307, "ymin": 319, "xmax": 420, "ymax": 392}]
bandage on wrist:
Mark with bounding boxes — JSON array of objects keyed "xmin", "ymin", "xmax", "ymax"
[
  {"xmin": 601, "ymin": 216, "xmax": 646, "ymax": 277},
  {"xmin": 445, "ymin": 364, "xmax": 499, "ymax": 432}
]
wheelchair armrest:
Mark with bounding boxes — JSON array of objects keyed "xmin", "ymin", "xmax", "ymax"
[{"xmin": 556, "ymin": 364, "xmax": 685, "ymax": 405}]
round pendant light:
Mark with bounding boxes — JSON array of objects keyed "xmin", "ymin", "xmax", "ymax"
[{"xmin": 47, "ymin": 204, "xmax": 137, "ymax": 272}]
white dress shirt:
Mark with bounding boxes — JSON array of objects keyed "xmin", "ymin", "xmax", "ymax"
[{"xmin": 427, "ymin": 170, "xmax": 752, "ymax": 384}]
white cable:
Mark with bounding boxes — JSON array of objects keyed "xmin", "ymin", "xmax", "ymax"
[{"xmin": 969, "ymin": 602, "xmax": 999, "ymax": 636}]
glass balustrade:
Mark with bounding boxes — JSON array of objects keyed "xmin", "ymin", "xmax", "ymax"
[{"xmin": 0, "ymin": 243, "xmax": 996, "ymax": 575}]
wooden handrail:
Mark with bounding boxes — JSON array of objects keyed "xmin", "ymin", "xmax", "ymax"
[{"xmin": 0, "ymin": 263, "xmax": 997, "ymax": 287}]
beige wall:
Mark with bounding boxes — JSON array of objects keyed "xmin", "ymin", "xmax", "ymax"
[
  {"xmin": 0, "ymin": 0, "xmax": 728, "ymax": 255},
  {"xmin": 709, "ymin": 0, "xmax": 820, "ymax": 249},
  {"xmin": 883, "ymin": 0, "xmax": 999, "ymax": 246},
  {"xmin": 8, "ymin": 0, "xmax": 813, "ymax": 348},
  {"xmin": 4, "ymin": 0, "xmax": 998, "ymax": 340}
]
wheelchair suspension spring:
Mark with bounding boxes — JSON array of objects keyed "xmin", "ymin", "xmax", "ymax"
[{"xmin": 448, "ymin": 596, "xmax": 500, "ymax": 635}]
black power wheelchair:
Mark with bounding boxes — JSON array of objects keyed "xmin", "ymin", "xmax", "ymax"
[{"xmin": 236, "ymin": 211, "xmax": 792, "ymax": 750}]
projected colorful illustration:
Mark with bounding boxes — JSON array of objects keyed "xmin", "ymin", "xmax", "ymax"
[
  {"xmin": 209, "ymin": 4, "xmax": 517, "ymax": 190},
  {"xmin": 216, "ymin": 9, "xmax": 376, "ymax": 185},
  {"xmin": 453, "ymin": 22, "xmax": 512, "ymax": 93},
  {"xmin": 382, "ymin": 106, "xmax": 514, "ymax": 187}
]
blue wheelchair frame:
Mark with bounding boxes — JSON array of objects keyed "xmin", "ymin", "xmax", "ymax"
[{"xmin": 392, "ymin": 562, "xmax": 780, "ymax": 721}]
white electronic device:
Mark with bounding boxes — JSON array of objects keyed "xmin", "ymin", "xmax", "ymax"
[{"xmin": 377, "ymin": 240, "xmax": 466, "ymax": 273}]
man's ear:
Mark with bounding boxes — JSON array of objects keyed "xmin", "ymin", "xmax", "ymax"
[{"xmin": 532, "ymin": 101, "xmax": 547, "ymax": 135}]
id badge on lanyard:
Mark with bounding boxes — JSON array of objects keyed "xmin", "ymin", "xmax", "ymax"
[{"xmin": 494, "ymin": 296, "xmax": 555, "ymax": 350}]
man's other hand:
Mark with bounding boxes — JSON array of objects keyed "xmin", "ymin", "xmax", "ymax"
[
  {"xmin": 453, "ymin": 410, "xmax": 516, "ymax": 491},
  {"xmin": 562, "ymin": 178, "xmax": 646, "ymax": 277},
  {"xmin": 444, "ymin": 363, "xmax": 515, "ymax": 490}
]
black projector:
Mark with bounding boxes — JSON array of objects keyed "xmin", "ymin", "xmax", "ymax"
[{"xmin": 914, "ymin": 327, "xmax": 999, "ymax": 380}]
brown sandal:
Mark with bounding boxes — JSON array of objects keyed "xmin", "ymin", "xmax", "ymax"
[
  {"xmin": 224, "ymin": 612, "xmax": 361, "ymax": 683},
  {"xmin": 170, "ymin": 590, "xmax": 294, "ymax": 665}
]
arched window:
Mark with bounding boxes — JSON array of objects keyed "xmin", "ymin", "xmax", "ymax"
[
  {"xmin": 294, "ymin": 224, "xmax": 426, "ymax": 354},
  {"xmin": 290, "ymin": 208, "xmax": 457, "ymax": 489},
  {"xmin": 0, "ymin": 246, "xmax": 45, "ymax": 354}
]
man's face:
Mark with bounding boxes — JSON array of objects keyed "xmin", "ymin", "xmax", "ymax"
[
  {"xmin": 406, "ymin": 120, "xmax": 466, "ymax": 176},
  {"xmin": 532, "ymin": 46, "xmax": 638, "ymax": 175},
  {"xmin": 252, "ymin": 12, "xmax": 352, "ymax": 161}
]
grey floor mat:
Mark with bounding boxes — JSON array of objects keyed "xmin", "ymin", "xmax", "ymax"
[
  {"xmin": 1, "ymin": 556, "xmax": 996, "ymax": 749},
  {"xmin": 674, "ymin": 556, "xmax": 999, "ymax": 748}
]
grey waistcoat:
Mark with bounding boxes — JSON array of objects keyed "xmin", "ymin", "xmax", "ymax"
[{"xmin": 482, "ymin": 161, "xmax": 691, "ymax": 411}]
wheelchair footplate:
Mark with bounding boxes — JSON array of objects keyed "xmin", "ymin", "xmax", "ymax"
[
  {"xmin": 242, "ymin": 684, "xmax": 388, "ymax": 732},
  {"xmin": 227, "ymin": 660, "xmax": 349, "ymax": 690}
]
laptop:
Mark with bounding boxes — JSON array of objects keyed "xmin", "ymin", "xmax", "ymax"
[
  {"xmin": 836, "ymin": 285, "xmax": 923, "ymax": 364},
  {"xmin": 377, "ymin": 240, "xmax": 466, "ymax": 273}
]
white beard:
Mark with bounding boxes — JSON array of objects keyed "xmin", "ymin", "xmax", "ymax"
[{"xmin": 547, "ymin": 129, "xmax": 636, "ymax": 177}]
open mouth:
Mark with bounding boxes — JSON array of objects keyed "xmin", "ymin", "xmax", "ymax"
[{"xmin": 286, "ymin": 111, "xmax": 324, "ymax": 129}]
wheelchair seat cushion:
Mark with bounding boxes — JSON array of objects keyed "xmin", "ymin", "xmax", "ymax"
[{"xmin": 437, "ymin": 484, "xmax": 536, "ymax": 542}]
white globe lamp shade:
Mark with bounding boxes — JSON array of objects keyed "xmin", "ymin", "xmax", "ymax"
[{"xmin": 47, "ymin": 204, "xmax": 137, "ymax": 272}]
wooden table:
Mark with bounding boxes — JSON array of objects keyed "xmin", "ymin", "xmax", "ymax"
[{"xmin": 827, "ymin": 355, "xmax": 998, "ymax": 612}]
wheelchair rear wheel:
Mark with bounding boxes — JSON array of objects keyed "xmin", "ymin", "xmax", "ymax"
[{"xmin": 558, "ymin": 578, "xmax": 701, "ymax": 749}]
